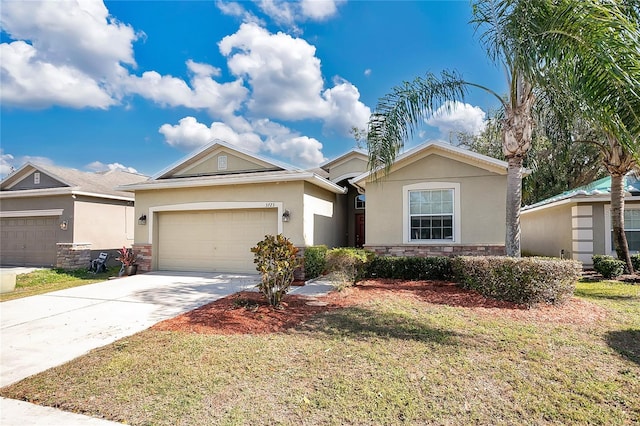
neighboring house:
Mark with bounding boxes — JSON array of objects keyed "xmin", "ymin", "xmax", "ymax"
[
  {"xmin": 521, "ymin": 173, "xmax": 640, "ymax": 266},
  {"xmin": 350, "ymin": 141, "xmax": 509, "ymax": 258},
  {"xmin": 119, "ymin": 140, "xmax": 509, "ymax": 275},
  {"xmin": 0, "ymin": 164, "xmax": 148, "ymax": 268}
]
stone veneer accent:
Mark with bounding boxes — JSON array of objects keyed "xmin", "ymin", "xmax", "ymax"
[
  {"xmin": 366, "ymin": 244, "xmax": 506, "ymax": 257},
  {"xmin": 294, "ymin": 246, "xmax": 306, "ymax": 281},
  {"xmin": 133, "ymin": 243, "xmax": 152, "ymax": 273},
  {"xmin": 56, "ymin": 243, "xmax": 92, "ymax": 269}
]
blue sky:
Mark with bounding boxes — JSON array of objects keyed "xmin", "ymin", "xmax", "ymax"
[{"xmin": 1, "ymin": 0, "xmax": 506, "ymax": 178}]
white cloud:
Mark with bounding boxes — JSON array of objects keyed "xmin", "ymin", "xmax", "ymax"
[
  {"xmin": 219, "ymin": 23, "xmax": 370, "ymax": 135},
  {"xmin": 85, "ymin": 161, "xmax": 138, "ymax": 174},
  {"xmin": 0, "ymin": 0, "xmax": 137, "ymax": 108},
  {"xmin": 322, "ymin": 78, "xmax": 371, "ymax": 135},
  {"xmin": 425, "ymin": 101, "xmax": 487, "ymax": 137},
  {"xmin": 364, "ymin": 68, "xmax": 372, "ymax": 77},
  {"xmin": 0, "ymin": 151, "xmax": 16, "ymax": 178},
  {"xmin": 158, "ymin": 116, "xmax": 263, "ymax": 152},
  {"xmin": 123, "ymin": 60, "xmax": 248, "ymax": 118},
  {"xmin": 216, "ymin": 1, "xmax": 264, "ymax": 25},
  {"xmin": 159, "ymin": 116, "xmax": 325, "ymax": 168},
  {"xmin": 0, "ymin": 41, "xmax": 116, "ymax": 109},
  {"xmin": 300, "ymin": 0, "xmax": 343, "ymax": 20},
  {"xmin": 220, "ymin": 23, "xmax": 327, "ymax": 120}
]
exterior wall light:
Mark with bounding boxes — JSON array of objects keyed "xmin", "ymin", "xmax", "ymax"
[
  {"xmin": 138, "ymin": 214, "xmax": 147, "ymax": 225},
  {"xmin": 59, "ymin": 220, "xmax": 68, "ymax": 231},
  {"xmin": 282, "ymin": 210, "xmax": 291, "ymax": 222}
]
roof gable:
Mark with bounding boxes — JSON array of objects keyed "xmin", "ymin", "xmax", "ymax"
[
  {"xmin": 351, "ymin": 140, "xmax": 509, "ymax": 187},
  {"xmin": 1, "ymin": 163, "xmax": 71, "ymax": 190},
  {"xmin": 320, "ymin": 149, "xmax": 367, "ymax": 171},
  {"xmin": 1, "ymin": 163, "xmax": 148, "ymax": 200},
  {"xmin": 153, "ymin": 140, "xmax": 294, "ymax": 180}
]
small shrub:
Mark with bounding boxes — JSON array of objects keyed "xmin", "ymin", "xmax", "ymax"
[
  {"xmin": 367, "ymin": 256, "xmax": 452, "ymax": 280},
  {"xmin": 304, "ymin": 245, "xmax": 328, "ymax": 279},
  {"xmin": 592, "ymin": 254, "xmax": 626, "ymax": 279},
  {"xmin": 631, "ymin": 254, "xmax": 640, "ymax": 272},
  {"xmin": 251, "ymin": 234, "xmax": 300, "ymax": 307},
  {"xmin": 451, "ymin": 256, "xmax": 582, "ymax": 307},
  {"xmin": 325, "ymin": 247, "xmax": 374, "ymax": 287}
]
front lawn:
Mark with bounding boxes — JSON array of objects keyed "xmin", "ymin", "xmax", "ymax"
[
  {"xmin": 1, "ymin": 280, "xmax": 638, "ymax": 425},
  {"xmin": 0, "ymin": 268, "xmax": 120, "ymax": 302}
]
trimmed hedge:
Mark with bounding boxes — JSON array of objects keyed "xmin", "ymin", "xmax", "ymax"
[
  {"xmin": 592, "ymin": 254, "xmax": 626, "ymax": 279},
  {"xmin": 367, "ymin": 256, "xmax": 452, "ymax": 280},
  {"xmin": 451, "ymin": 256, "xmax": 582, "ymax": 307},
  {"xmin": 325, "ymin": 247, "xmax": 374, "ymax": 285},
  {"xmin": 304, "ymin": 245, "xmax": 328, "ymax": 279}
]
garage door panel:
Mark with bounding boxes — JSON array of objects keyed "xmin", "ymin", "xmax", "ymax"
[
  {"xmin": 157, "ymin": 209, "xmax": 278, "ymax": 273},
  {"xmin": 0, "ymin": 216, "xmax": 58, "ymax": 266}
]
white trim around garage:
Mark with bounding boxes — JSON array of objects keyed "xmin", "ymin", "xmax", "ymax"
[
  {"xmin": 147, "ymin": 201, "xmax": 284, "ymax": 244},
  {"xmin": 0, "ymin": 209, "xmax": 64, "ymax": 218}
]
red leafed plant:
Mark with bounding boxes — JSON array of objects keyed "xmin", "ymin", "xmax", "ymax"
[{"xmin": 116, "ymin": 246, "xmax": 138, "ymax": 266}]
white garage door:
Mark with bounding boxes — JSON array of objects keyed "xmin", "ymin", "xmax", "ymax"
[
  {"xmin": 157, "ymin": 209, "xmax": 278, "ymax": 273},
  {"xmin": 0, "ymin": 216, "xmax": 58, "ymax": 266}
]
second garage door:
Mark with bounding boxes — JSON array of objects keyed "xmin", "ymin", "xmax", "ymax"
[
  {"xmin": 0, "ymin": 216, "xmax": 58, "ymax": 266},
  {"xmin": 157, "ymin": 208, "xmax": 278, "ymax": 273}
]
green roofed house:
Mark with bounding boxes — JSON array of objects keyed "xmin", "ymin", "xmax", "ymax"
[{"xmin": 521, "ymin": 172, "xmax": 640, "ymax": 267}]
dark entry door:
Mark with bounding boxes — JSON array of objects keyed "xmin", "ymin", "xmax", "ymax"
[{"xmin": 355, "ymin": 213, "xmax": 365, "ymax": 248}]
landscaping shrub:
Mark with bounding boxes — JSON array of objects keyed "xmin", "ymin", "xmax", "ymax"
[
  {"xmin": 631, "ymin": 254, "xmax": 640, "ymax": 272},
  {"xmin": 367, "ymin": 256, "xmax": 452, "ymax": 280},
  {"xmin": 325, "ymin": 247, "xmax": 374, "ymax": 287},
  {"xmin": 451, "ymin": 256, "xmax": 582, "ymax": 307},
  {"xmin": 251, "ymin": 234, "xmax": 300, "ymax": 307},
  {"xmin": 592, "ymin": 254, "xmax": 626, "ymax": 279},
  {"xmin": 304, "ymin": 245, "xmax": 328, "ymax": 279}
]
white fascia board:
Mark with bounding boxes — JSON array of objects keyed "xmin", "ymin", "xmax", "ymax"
[
  {"xmin": 0, "ymin": 208, "xmax": 64, "ymax": 218},
  {"xmin": 521, "ymin": 195, "xmax": 636, "ymax": 215},
  {"xmin": 119, "ymin": 172, "xmax": 347, "ymax": 194},
  {"xmin": 320, "ymin": 149, "xmax": 368, "ymax": 169},
  {"xmin": 0, "ymin": 187, "xmax": 134, "ymax": 202}
]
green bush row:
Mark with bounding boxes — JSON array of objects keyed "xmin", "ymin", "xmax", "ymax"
[
  {"xmin": 592, "ymin": 254, "xmax": 626, "ymax": 278},
  {"xmin": 304, "ymin": 245, "xmax": 328, "ymax": 279},
  {"xmin": 632, "ymin": 254, "xmax": 640, "ymax": 272},
  {"xmin": 367, "ymin": 256, "xmax": 452, "ymax": 280},
  {"xmin": 451, "ymin": 256, "xmax": 582, "ymax": 307},
  {"xmin": 325, "ymin": 247, "xmax": 374, "ymax": 285}
]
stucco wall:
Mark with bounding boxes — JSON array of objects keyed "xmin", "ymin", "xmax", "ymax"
[
  {"xmin": 73, "ymin": 199, "xmax": 135, "ymax": 248},
  {"xmin": 364, "ymin": 154, "xmax": 506, "ymax": 246},
  {"xmin": 303, "ymin": 182, "xmax": 342, "ymax": 247},
  {"xmin": 521, "ymin": 203, "xmax": 573, "ymax": 258},
  {"xmin": 175, "ymin": 152, "xmax": 269, "ymax": 176},
  {"xmin": 134, "ymin": 181, "xmax": 314, "ymax": 247},
  {"xmin": 328, "ymin": 157, "xmax": 368, "ymax": 181}
]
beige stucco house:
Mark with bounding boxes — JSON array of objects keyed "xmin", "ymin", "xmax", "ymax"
[
  {"xmin": 119, "ymin": 141, "xmax": 348, "ymax": 273},
  {"xmin": 120, "ymin": 140, "xmax": 509, "ymax": 275},
  {"xmin": 350, "ymin": 141, "xmax": 509, "ymax": 257},
  {"xmin": 0, "ymin": 164, "xmax": 148, "ymax": 267},
  {"xmin": 521, "ymin": 173, "xmax": 640, "ymax": 266}
]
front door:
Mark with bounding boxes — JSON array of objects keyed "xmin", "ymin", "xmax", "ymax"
[{"xmin": 355, "ymin": 213, "xmax": 365, "ymax": 248}]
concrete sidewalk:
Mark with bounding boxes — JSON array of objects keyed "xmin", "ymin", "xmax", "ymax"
[{"xmin": 1, "ymin": 272, "xmax": 334, "ymax": 425}]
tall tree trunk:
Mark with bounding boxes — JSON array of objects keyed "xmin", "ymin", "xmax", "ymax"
[
  {"xmin": 505, "ymin": 156, "xmax": 524, "ymax": 257},
  {"xmin": 602, "ymin": 134, "xmax": 636, "ymax": 274},
  {"xmin": 610, "ymin": 173, "xmax": 633, "ymax": 273}
]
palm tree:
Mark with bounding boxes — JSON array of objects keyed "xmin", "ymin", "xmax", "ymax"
[{"xmin": 367, "ymin": 0, "xmax": 640, "ymax": 258}]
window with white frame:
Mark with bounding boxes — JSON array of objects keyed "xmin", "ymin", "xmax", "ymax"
[
  {"xmin": 619, "ymin": 209, "xmax": 640, "ymax": 251},
  {"xmin": 605, "ymin": 205, "xmax": 640, "ymax": 253},
  {"xmin": 403, "ymin": 182, "xmax": 460, "ymax": 244},
  {"xmin": 355, "ymin": 194, "xmax": 365, "ymax": 209},
  {"xmin": 409, "ymin": 189, "xmax": 454, "ymax": 241}
]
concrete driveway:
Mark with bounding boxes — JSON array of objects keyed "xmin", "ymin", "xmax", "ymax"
[{"xmin": 0, "ymin": 271, "xmax": 259, "ymax": 388}]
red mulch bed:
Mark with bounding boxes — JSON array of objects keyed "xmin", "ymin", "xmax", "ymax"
[{"xmin": 151, "ymin": 279, "xmax": 608, "ymax": 335}]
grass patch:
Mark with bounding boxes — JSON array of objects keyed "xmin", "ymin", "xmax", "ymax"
[
  {"xmin": 1, "ymin": 281, "xmax": 639, "ymax": 425},
  {"xmin": 0, "ymin": 267, "xmax": 120, "ymax": 302}
]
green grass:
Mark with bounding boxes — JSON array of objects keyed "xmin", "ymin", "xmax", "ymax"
[
  {"xmin": 1, "ymin": 280, "xmax": 639, "ymax": 425},
  {"xmin": 0, "ymin": 267, "xmax": 120, "ymax": 302}
]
